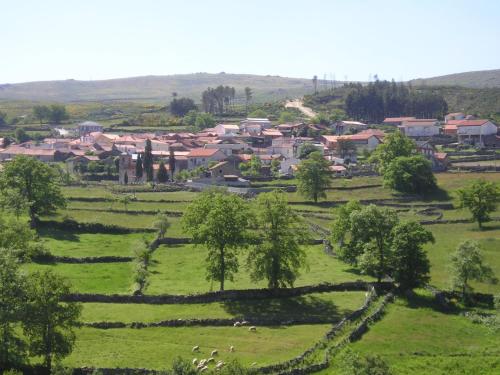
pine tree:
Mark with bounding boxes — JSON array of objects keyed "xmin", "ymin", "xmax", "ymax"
[
  {"xmin": 157, "ymin": 161, "xmax": 168, "ymax": 183},
  {"xmin": 135, "ymin": 154, "xmax": 143, "ymax": 182},
  {"xmin": 143, "ymin": 139, "xmax": 154, "ymax": 182},
  {"xmin": 168, "ymin": 149, "xmax": 176, "ymax": 181},
  {"xmin": 124, "ymin": 172, "xmax": 128, "ymax": 185}
]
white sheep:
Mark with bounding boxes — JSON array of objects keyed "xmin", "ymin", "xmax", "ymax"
[
  {"xmin": 215, "ymin": 361, "xmax": 225, "ymax": 369},
  {"xmin": 211, "ymin": 349, "xmax": 218, "ymax": 356},
  {"xmin": 207, "ymin": 357, "xmax": 215, "ymax": 363},
  {"xmin": 229, "ymin": 345, "xmax": 235, "ymax": 352},
  {"xmin": 200, "ymin": 366, "xmax": 209, "ymax": 372},
  {"xmin": 199, "ymin": 359, "xmax": 207, "ymax": 367},
  {"xmin": 241, "ymin": 321, "xmax": 249, "ymax": 326},
  {"xmin": 192, "ymin": 358, "xmax": 198, "ymax": 366},
  {"xmin": 233, "ymin": 321, "xmax": 241, "ymax": 327},
  {"xmin": 192, "ymin": 345, "xmax": 200, "ymax": 352},
  {"xmin": 248, "ymin": 326, "xmax": 257, "ymax": 332}
]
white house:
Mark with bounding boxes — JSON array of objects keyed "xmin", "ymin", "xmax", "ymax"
[
  {"xmin": 78, "ymin": 121, "xmax": 103, "ymax": 135},
  {"xmin": 240, "ymin": 118, "xmax": 272, "ymax": 132},
  {"xmin": 186, "ymin": 148, "xmax": 226, "ymax": 169},
  {"xmin": 398, "ymin": 119, "xmax": 440, "ymax": 138},
  {"xmin": 455, "ymin": 119, "xmax": 498, "ymax": 145},
  {"xmin": 214, "ymin": 124, "xmax": 240, "ymax": 137},
  {"xmin": 335, "ymin": 120, "xmax": 367, "ymax": 135}
]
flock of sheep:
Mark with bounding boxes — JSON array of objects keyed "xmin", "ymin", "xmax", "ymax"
[{"xmin": 190, "ymin": 322, "xmax": 258, "ymax": 372}]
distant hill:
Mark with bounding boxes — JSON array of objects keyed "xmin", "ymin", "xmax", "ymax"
[
  {"xmin": 411, "ymin": 69, "xmax": 500, "ymax": 88},
  {"xmin": 0, "ymin": 73, "xmax": 314, "ymax": 103}
]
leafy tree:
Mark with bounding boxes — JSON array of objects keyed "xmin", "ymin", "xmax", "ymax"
[
  {"xmin": 153, "ymin": 212, "xmax": 170, "ymax": 239},
  {"xmin": 350, "ymin": 205, "xmax": 398, "ymax": 282},
  {"xmin": 248, "ymin": 155, "xmax": 262, "ymax": 176},
  {"xmin": 337, "ymin": 139, "xmax": 356, "ymax": 159},
  {"xmin": 311, "ymin": 112, "xmax": 330, "ymax": 125},
  {"xmin": 0, "ymin": 216, "xmax": 36, "ymax": 260},
  {"xmin": 168, "ymin": 149, "xmax": 176, "ymax": 181},
  {"xmin": 32, "ymin": 105, "xmax": 50, "ymax": 124},
  {"xmin": 135, "ymin": 154, "xmax": 143, "ymax": 181},
  {"xmin": 194, "ymin": 112, "xmax": 215, "ymax": 130},
  {"xmin": 23, "ymin": 271, "xmax": 82, "ymax": 372},
  {"xmin": 383, "ymin": 155, "xmax": 436, "ymax": 194},
  {"xmin": 248, "ymin": 109, "xmax": 267, "ymax": 118},
  {"xmin": 457, "ymin": 180, "xmax": 500, "ymax": 229},
  {"xmin": 330, "ymin": 200, "xmax": 363, "ymax": 264},
  {"xmin": 390, "ymin": 221, "xmax": 434, "ymax": 289},
  {"xmin": 182, "ymin": 190, "xmax": 251, "ymax": 290},
  {"xmin": 170, "ymin": 97, "xmax": 197, "ymax": 117},
  {"xmin": 201, "ymin": 86, "xmax": 236, "ymax": 115},
  {"xmin": 244, "ymin": 87, "xmax": 253, "ymax": 114},
  {"xmin": 0, "ymin": 156, "xmax": 66, "ymax": 227},
  {"xmin": 157, "ymin": 161, "xmax": 168, "ymax": 183},
  {"xmin": 278, "ymin": 111, "xmax": 296, "ymax": 124},
  {"xmin": 296, "ymin": 151, "xmax": 331, "ymax": 203},
  {"xmin": 182, "ymin": 110, "xmax": 198, "ymax": 127},
  {"xmin": 48, "ymin": 104, "xmax": 69, "ymax": 124},
  {"xmin": 370, "ymin": 131, "xmax": 415, "ymax": 173},
  {"xmin": 270, "ymin": 158, "xmax": 281, "ymax": 177},
  {"xmin": 0, "ymin": 111, "xmax": 7, "ymax": 126},
  {"xmin": 298, "ymin": 143, "xmax": 319, "ymax": 159},
  {"xmin": 247, "ymin": 191, "xmax": 308, "ymax": 289},
  {"xmin": 0, "ymin": 252, "xmax": 27, "ymax": 370},
  {"xmin": 14, "ymin": 128, "xmax": 31, "ymax": 143},
  {"xmin": 450, "ymin": 240, "xmax": 497, "ymax": 302},
  {"xmin": 143, "ymin": 139, "xmax": 154, "ymax": 182}
]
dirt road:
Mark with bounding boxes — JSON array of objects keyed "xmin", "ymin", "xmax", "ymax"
[{"xmin": 285, "ymin": 99, "xmax": 317, "ymax": 118}]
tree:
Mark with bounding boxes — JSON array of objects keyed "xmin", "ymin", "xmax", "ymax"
[
  {"xmin": 124, "ymin": 171, "xmax": 129, "ymax": 185},
  {"xmin": 390, "ymin": 221, "xmax": 434, "ymax": 289},
  {"xmin": 143, "ymin": 139, "xmax": 154, "ymax": 182},
  {"xmin": 248, "ymin": 109, "xmax": 267, "ymax": 118},
  {"xmin": 153, "ymin": 212, "xmax": 170, "ymax": 239},
  {"xmin": 0, "ymin": 156, "xmax": 66, "ymax": 227},
  {"xmin": 383, "ymin": 155, "xmax": 437, "ymax": 194},
  {"xmin": 168, "ymin": 149, "xmax": 176, "ymax": 181},
  {"xmin": 194, "ymin": 113, "xmax": 215, "ymax": 130},
  {"xmin": 450, "ymin": 240, "xmax": 497, "ymax": 303},
  {"xmin": 312, "ymin": 75, "xmax": 318, "ymax": 94},
  {"xmin": 48, "ymin": 104, "xmax": 69, "ymax": 124},
  {"xmin": 248, "ymin": 155, "xmax": 262, "ymax": 176},
  {"xmin": 23, "ymin": 271, "xmax": 82, "ymax": 372},
  {"xmin": 170, "ymin": 97, "xmax": 197, "ymax": 117},
  {"xmin": 14, "ymin": 128, "xmax": 30, "ymax": 143},
  {"xmin": 296, "ymin": 151, "xmax": 331, "ymax": 203},
  {"xmin": 0, "ymin": 252, "xmax": 27, "ymax": 370},
  {"xmin": 457, "ymin": 180, "xmax": 500, "ymax": 229},
  {"xmin": 135, "ymin": 154, "xmax": 143, "ymax": 181},
  {"xmin": 298, "ymin": 143, "xmax": 318, "ymax": 159},
  {"xmin": 157, "ymin": 161, "xmax": 168, "ymax": 183},
  {"xmin": 270, "ymin": 158, "xmax": 281, "ymax": 177},
  {"xmin": 350, "ymin": 205, "xmax": 398, "ymax": 282},
  {"xmin": 244, "ymin": 87, "xmax": 253, "ymax": 114},
  {"xmin": 32, "ymin": 105, "xmax": 50, "ymax": 125},
  {"xmin": 338, "ymin": 348, "xmax": 392, "ymax": 375},
  {"xmin": 337, "ymin": 139, "xmax": 356, "ymax": 159},
  {"xmin": 0, "ymin": 111, "xmax": 7, "ymax": 126},
  {"xmin": 278, "ymin": 111, "xmax": 296, "ymax": 124},
  {"xmin": 182, "ymin": 190, "xmax": 251, "ymax": 290},
  {"xmin": 247, "ymin": 191, "xmax": 308, "ymax": 289},
  {"xmin": 330, "ymin": 200, "xmax": 363, "ymax": 264},
  {"xmin": 370, "ymin": 131, "xmax": 415, "ymax": 173}
]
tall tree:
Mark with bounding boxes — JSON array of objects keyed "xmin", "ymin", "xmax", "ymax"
[
  {"xmin": 0, "ymin": 156, "xmax": 66, "ymax": 227},
  {"xmin": 23, "ymin": 271, "xmax": 82, "ymax": 373},
  {"xmin": 330, "ymin": 200, "xmax": 363, "ymax": 264},
  {"xmin": 244, "ymin": 87, "xmax": 252, "ymax": 115},
  {"xmin": 350, "ymin": 205, "xmax": 399, "ymax": 282},
  {"xmin": 135, "ymin": 154, "xmax": 143, "ymax": 181},
  {"xmin": 14, "ymin": 128, "xmax": 31, "ymax": 143},
  {"xmin": 169, "ymin": 97, "xmax": 197, "ymax": 117},
  {"xmin": 296, "ymin": 151, "xmax": 331, "ymax": 203},
  {"xmin": 143, "ymin": 139, "xmax": 154, "ymax": 182},
  {"xmin": 182, "ymin": 190, "xmax": 251, "ymax": 290},
  {"xmin": 0, "ymin": 252, "xmax": 27, "ymax": 370},
  {"xmin": 312, "ymin": 75, "xmax": 318, "ymax": 94},
  {"xmin": 32, "ymin": 105, "xmax": 50, "ymax": 125},
  {"xmin": 48, "ymin": 104, "xmax": 69, "ymax": 124},
  {"xmin": 370, "ymin": 131, "xmax": 415, "ymax": 173},
  {"xmin": 247, "ymin": 191, "xmax": 308, "ymax": 289},
  {"xmin": 156, "ymin": 161, "xmax": 168, "ymax": 183},
  {"xmin": 450, "ymin": 240, "xmax": 497, "ymax": 303},
  {"xmin": 390, "ymin": 221, "xmax": 434, "ymax": 289},
  {"xmin": 457, "ymin": 180, "xmax": 500, "ymax": 229},
  {"xmin": 248, "ymin": 155, "xmax": 262, "ymax": 177},
  {"xmin": 168, "ymin": 149, "xmax": 176, "ymax": 181}
]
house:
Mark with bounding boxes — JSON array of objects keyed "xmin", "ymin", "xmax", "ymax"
[
  {"xmin": 445, "ymin": 112, "xmax": 465, "ymax": 123},
  {"xmin": 66, "ymin": 154, "xmax": 101, "ymax": 173},
  {"xmin": 186, "ymin": 148, "xmax": 226, "ymax": 169},
  {"xmin": 398, "ymin": 119, "xmax": 440, "ymax": 138},
  {"xmin": 0, "ymin": 145, "xmax": 63, "ymax": 162},
  {"xmin": 208, "ymin": 161, "xmax": 241, "ymax": 180},
  {"xmin": 443, "ymin": 124, "xmax": 458, "ymax": 136},
  {"xmin": 382, "ymin": 117, "xmax": 416, "ymax": 126},
  {"xmin": 214, "ymin": 124, "xmax": 240, "ymax": 137},
  {"xmin": 335, "ymin": 120, "xmax": 367, "ymax": 135},
  {"xmin": 78, "ymin": 121, "xmax": 103, "ymax": 135},
  {"xmin": 454, "ymin": 119, "xmax": 498, "ymax": 145},
  {"xmin": 415, "ymin": 140, "xmax": 449, "ymax": 171},
  {"xmin": 240, "ymin": 118, "xmax": 272, "ymax": 133},
  {"xmin": 322, "ymin": 130, "xmax": 383, "ymax": 153},
  {"xmin": 205, "ymin": 139, "xmax": 249, "ymax": 156}
]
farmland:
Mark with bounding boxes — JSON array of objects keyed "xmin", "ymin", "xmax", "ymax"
[{"xmin": 16, "ymin": 172, "xmax": 500, "ymax": 373}]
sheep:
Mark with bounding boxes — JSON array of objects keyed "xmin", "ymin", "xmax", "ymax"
[
  {"xmin": 229, "ymin": 345, "xmax": 235, "ymax": 352},
  {"xmin": 192, "ymin": 345, "xmax": 200, "ymax": 352},
  {"xmin": 199, "ymin": 366, "xmax": 209, "ymax": 372},
  {"xmin": 248, "ymin": 326, "xmax": 257, "ymax": 332},
  {"xmin": 215, "ymin": 361, "xmax": 225, "ymax": 369},
  {"xmin": 211, "ymin": 349, "xmax": 218, "ymax": 357},
  {"xmin": 199, "ymin": 359, "xmax": 207, "ymax": 367},
  {"xmin": 192, "ymin": 358, "xmax": 198, "ymax": 366},
  {"xmin": 250, "ymin": 362, "xmax": 258, "ymax": 367},
  {"xmin": 233, "ymin": 321, "xmax": 241, "ymax": 327},
  {"xmin": 207, "ymin": 357, "xmax": 215, "ymax": 363},
  {"xmin": 241, "ymin": 321, "xmax": 249, "ymax": 326}
]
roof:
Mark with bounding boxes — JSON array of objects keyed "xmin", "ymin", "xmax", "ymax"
[
  {"xmin": 186, "ymin": 148, "xmax": 221, "ymax": 157},
  {"xmin": 434, "ymin": 152, "xmax": 448, "ymax": 160},
  {"xmin": 218, "ymin": 124, "xmax": 240, "ymax": 130},
  {"xmin": 455, "ymin": 119, "xmax": 491, "ymax": 127},
  {"xmin": 400, "ymin": 121, "xmax": 438, "ymax": 127},
  {"xmin": 383, "ymin": 117, "xmax": 416, "ymax": 123},
  {"xmin": 443, "ymin": 125, "xmax": 457, "ymax": 131},
  {"xmin": 79, "ymin": 121, "xmax": 102, "ymax": 127},
  {"xmin": 244, "ymin": 118, "xmax": 270, "ymax": 122},
  {"xmin": 209, "ymin": 161, "xmax": 228, "ymax": 170},
  {"xmin": 339, "ymin": 120, "xmax": 367, "ymax": 126},
  {"xmin": 262, "ymin": 130, "xmax": 283, "ymax": 136},
  {"xmin": 329, "ymin": 165, "xmax": 346, "ymax": 172}
]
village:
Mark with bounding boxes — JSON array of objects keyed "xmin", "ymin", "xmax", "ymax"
[{"xmin": 1, "ymin": 112, "xmax": 498, "ymax": 187}]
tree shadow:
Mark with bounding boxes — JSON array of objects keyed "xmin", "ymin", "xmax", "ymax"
[
  {"xmin": 37, "ymin": 227, "xmax": 79, "ymax": 242},
  {"xmin": 222, "ymin": 295, "xmax": 345, "ymax": 322},
  {"xmin": 404, "ymin": 290, "xmax": 460, "ymax": 315},
  {"xmin": 421, "ymin": 186, "xmax": 451, "ymax": 202}
]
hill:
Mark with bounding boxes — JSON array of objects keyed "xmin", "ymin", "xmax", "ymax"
[
  {"xmin": 0, "ymin": 73, "xmax": 314, "ymax": 103},
  {"xmin": 411, "ymin": 69, "xmax": 500, "ymax": 88}
]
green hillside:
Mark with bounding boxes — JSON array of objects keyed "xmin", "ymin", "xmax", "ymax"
[
  {"xmin": 0, "ymin": 73, "xmax": 314, "ymax": 103},
  {"xmin": 411, "ymin": 69, "xmax": 500, "ymax": 88}
]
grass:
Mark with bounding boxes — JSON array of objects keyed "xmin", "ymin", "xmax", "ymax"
[
  {"xmin": 80, "ymin": 291, "xmax": 366, "ymax": 323},
  {"xmin": 38, "ymin": 228, "xmax": 153, "ymax": 257},
  {"xmin": 146, "ymin": 244, "xmax": 372, "ymax": 295},
  {"xmin": 63, "ymin": 324, "xmax": 331, "ymax": 369},
  {"xmin": 348, "ymin": 290, "xmax": 500, "ymax": 375},
  {"xmin": 22, "ymin": 262, "xmax": 133, "ymax": 294}
]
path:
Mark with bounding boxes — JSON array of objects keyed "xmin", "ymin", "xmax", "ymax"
[{"xmin": 285, "ymin": 99, "xmax": 317, "ymax": 118}]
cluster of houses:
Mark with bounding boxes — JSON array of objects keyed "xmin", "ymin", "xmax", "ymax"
[{"xmin": 0, "ymin": 113, "xmax": 498, "ymax": 185}]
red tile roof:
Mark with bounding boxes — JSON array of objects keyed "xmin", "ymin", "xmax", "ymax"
[
  {"xmin": 186, "ymin": 148, "xmax": 221, "ymax": 157},
  {"xmin": 455, "ymin": 119, "xmax": 491, "ymax": 127}
]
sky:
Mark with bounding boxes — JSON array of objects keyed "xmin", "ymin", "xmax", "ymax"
[{"xmin": 1, "ymin": 0, "xmax": 500, "ymax": 84}]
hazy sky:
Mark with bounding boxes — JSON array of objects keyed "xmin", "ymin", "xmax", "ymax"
[{"xmin": 2, "ymin": 0, "xmax": 499, "ymax": 83}]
